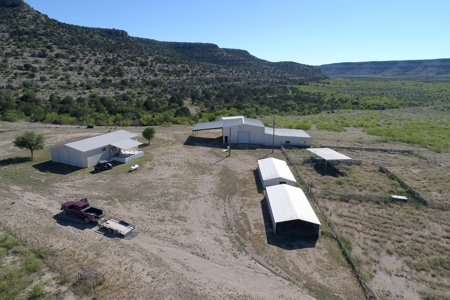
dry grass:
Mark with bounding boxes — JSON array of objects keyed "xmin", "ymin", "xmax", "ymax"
[{"xmin": 284, "ymin": 126, "xmax": 450, "ymax": 299}]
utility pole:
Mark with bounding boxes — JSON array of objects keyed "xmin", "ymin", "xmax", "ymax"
[
  {"xmin": 272, "ymin": 117, "xmax": 275, "ymax": 153},
  {"xmin": 228, "ymin": 127, "xmax": 231, "ymax": 157}
]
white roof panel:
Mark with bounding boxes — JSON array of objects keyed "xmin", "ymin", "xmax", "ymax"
[
  {"xmin": 307, "ymin": 148, "xmax": 352, "ymax": 161},
  {"xmin": 266, "ymin": 185, "xmax": 320, "ymax": 225},
  {"xmin": 65, "ymin": 130, "xmax": 138, "ymax": 152},
  {"xmin": 110, "ymin": 139, "xmax": 142, "ymax": 149},
  {"xmin": 192, "ymin": 121, "xmax": 224, "ymax": 131},
  {"xmin": 258, "ymin": 157, "xmax": 296, "ymax": 183},
  {"xmin": 265, "ymin": 127, "xmax": 311, "ymax": 138}
]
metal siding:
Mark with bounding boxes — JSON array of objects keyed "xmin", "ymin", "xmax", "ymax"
[{"xmin": 237, "ymin": 131, "xmax": 250, "ymax": 143}]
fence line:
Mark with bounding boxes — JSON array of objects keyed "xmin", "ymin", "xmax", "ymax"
[
  {"xmin": 281, "ymin": 146, "xmax": 374, "ymax": 299},
  {"xmin": 320, "ymin": 145, "xmax": 414, "ymax": 154},
  {"xmin": 320, "ymin": 145, "xmax": 444, "ymax": 166},
  {"xmin": 0, "ymin": 219, "xmax": 102, "ymax": 297},
  {"xmin": 379, "ymin": 165, "xmax": 430, "ymax": 206},
  {"xmin": 281, "ymin": 146, "xmax": 426, "ymax": 299}
]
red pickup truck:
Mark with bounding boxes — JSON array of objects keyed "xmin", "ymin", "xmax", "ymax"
[{"xmin": 61, "ymin": 198, "xmax": 104, "ymax": 224}]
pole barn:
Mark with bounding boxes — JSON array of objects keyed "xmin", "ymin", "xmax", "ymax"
[{"xmin": 265, "ymin": 185, "xmax": 321, "ymax": 236}]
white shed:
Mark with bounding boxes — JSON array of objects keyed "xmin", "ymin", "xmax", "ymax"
[
  {"xmin": 257, "ymin": 157, "xmax": 296, "ymax": 188},
  {"xmin": 265, "ymin": 185, "xmax": 321, "ymax": 236},
  {"xmin": 50, "ymin": 130, "xmax": 142, "ymax": 168}
]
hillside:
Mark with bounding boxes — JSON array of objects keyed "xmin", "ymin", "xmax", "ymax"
[
  {"xmin": 319, "ymin": 59, "xmax": 450, "ymax": 80},
  {"xmin": 0, "ymin": 0, "xmax": 333, "ymax": 126}
]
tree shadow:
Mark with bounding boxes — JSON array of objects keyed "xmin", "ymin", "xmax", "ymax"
[
  {"xmin": 32, "ymin": 160, "xmax": 81, "ymax": 175},
  {"xmin": 260, "ymin": 197, "xmax": 318, "ymax": 250},
  {"xmin": 253, "ymin": 169, "xmax": 264, "ymax": 194},
  {"xmin": 0, "ymin": 157, "xmax": 32, "ymax": 166},
  {"xmin": 53, "ymin": 212, "xmax": 97, "ymax": 231}
]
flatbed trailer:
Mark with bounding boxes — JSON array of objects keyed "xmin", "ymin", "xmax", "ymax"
[{"xmin": 98, "ymin": 217, "xmax": 135, "ymax": 236}]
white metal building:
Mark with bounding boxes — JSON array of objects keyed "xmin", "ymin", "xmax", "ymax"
[
  {"xmin": 265, "ymin": 185, "xmax": 321, "ymax": 236},
  {"xmin": 192, "ymin": 116, "xmax": 311, "ymax": 147},
  {"xmin": 257, "ymin": 157, "xmax": 297, "ymax": 188},
  {"xmin": 50, "ymin": 130, "xmax": 143, "ymax": 168}
]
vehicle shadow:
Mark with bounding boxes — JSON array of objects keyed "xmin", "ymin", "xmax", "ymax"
[
  {"xmin": 260, "ymin": 197, "xmax": 318, "ymax": 250},
  {"xmin": 0, "ymin": 156, "xmax": 32, "ymax": 166},
  {"xmin": 33, "ymin": 160, "xmax": 81, "ymax": 175},
  {"xmin": 53, "ymin": 212, "xmax": 97, "ymax": 231},
  {"xmin": 94, "ymin": 228, "xmax": 139, "ymax": 240}
]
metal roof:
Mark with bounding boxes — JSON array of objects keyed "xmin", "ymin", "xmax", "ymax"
[
  {"xmin": 264, "ymin": 127, "xmax": 311, "ymax": 138},
  {"xmin": 193, "ymin": 116, "xmax": 264, "ymax": 131},
  {"xmin": 192, "ymin": 121, "xmax": 224, "ymax": 131},
  {"xmin": 307, "ymin": 148, "xmax": 352, "ymax": 161},
  {"xmin": 266, "ymin": 185, "xmax": 321, "ymax": 225},
  {"xmin": 258, "ymin": 157, "xmax": 296, "ymax": 183},
  {"xmin": 110, "ymin": 139, "xmax": 142, "ymax": 150},
  {"xmin": 65, "ymin": 130, "xmax": 138, "ymax": 152}
]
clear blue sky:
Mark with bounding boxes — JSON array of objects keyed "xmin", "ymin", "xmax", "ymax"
[{"xmin": 25, "ymin": 0, "xmax": 449, "ymax": 66}]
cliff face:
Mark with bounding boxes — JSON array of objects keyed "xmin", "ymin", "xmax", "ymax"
[{"xmin": 319, "ymin": 59, "xmax": 450, "ymax": 80}]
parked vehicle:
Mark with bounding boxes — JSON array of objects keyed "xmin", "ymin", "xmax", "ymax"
[
  {"xmin": 129, "ymin": 164, "xmax": 139, "ymax": 172},
  {"xmin": 94, "ymin": 160, "xmax": 113, "ymax": 172},
  {"xmin": 98, "ymin": 217, "xmax": 135, "ymax": 236},
  {"xmin": 60, "ymin": 198, "xmax": 104, "ymax": 223}
]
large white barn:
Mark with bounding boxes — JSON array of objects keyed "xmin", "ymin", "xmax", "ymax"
[
  {"xmin": 257, "ymin": 157, "xmax": 297, "ymax": 188},
  {"xmin": 193, "ymin": 116, "xmax": 311, "ymax": 147},
  {"xmin": 265, "ymin": 184, "xmax": 321, "ymax": 236},
  {"xmin": 50, "ymin": 130, "xmax": 143, "ymax": 168}
]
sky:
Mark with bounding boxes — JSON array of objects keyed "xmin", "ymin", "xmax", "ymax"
[{"xmin": 25, "ymin": 0, "xmax": 449, "ymax": 66}]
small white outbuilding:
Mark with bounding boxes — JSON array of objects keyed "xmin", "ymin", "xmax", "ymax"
[
  {"xmin": 265, "ymin": 184, "xmax": 321, "ymax": 236},
  {"xmin": 257, "ymin": 157, "xmax": 296, "ymax": 188}
]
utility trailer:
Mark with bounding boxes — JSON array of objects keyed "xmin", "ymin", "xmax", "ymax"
[{"xmin": 98, "ymin": 217, "xmax": 135, "ymax": 236}]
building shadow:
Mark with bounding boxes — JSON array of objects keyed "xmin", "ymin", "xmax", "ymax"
[
  {"xmin": 33, "ymin": 160, "xmax": 81, "ymax": 175},
  {"xmin": 253, "ymin": 169, "xmax": 264, "ymax": 194},
  {"xmin": 184, "ymin": 135, "xmax": 268, "ymax": 151},
  {"xmin": 0, "ymin": 157, "xmax": 32, "ymax": 166},
  {"xmin": 53, "ymin": 212, "xmax": 97, "ymax": 231},
  {"xmin": 184, "ymin": 136, "xmax": 224, "ymax": 148},
  {"xmin": 308, "ymin": 160, "xmax": 346, "ymax": 177},
  {"xmin": 260, "ymin": 197, "xmax": 318, "ymax": 250}
]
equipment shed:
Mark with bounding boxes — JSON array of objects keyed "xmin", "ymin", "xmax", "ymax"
[
  {"xmin": 192, "ymin": 116, "xmax": 311, "ymax": 147},
  {"xmin": 265, "ymin": 185, "xmax": 321, "ymax": 236},
  {"xmin": 257, "ymin": 157, "xmax": 296, "ymax": 188}
]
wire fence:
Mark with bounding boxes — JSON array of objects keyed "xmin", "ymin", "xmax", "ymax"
[
  {"xmin": 281, "ymin": 146, "xmax": 413, "ymax": 299},
  {"xmin": 0, "ymin": 219, "xmax": 103, "ymax": 298}
]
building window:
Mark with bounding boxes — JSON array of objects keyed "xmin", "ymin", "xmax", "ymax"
[
  {"xmin": 102, "ymin": 147, "xmax": 106, "ymax": 151},
  {"xmin": 301, "ymin": 139, "xmax": 306, "ymax": 144},
  {"xmin": 285, "ymin": 140, "xmax": 290, "ymax": 144}
]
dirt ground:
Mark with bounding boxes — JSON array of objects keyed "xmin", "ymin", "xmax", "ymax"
[{"xmin": 0, "ymin": 122, "xmax": 367, "ymax": 300}]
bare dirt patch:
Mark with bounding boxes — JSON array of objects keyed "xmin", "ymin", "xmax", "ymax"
[{"xmin": 1, "ymin": 122, "xmax": 365, "ymax": 299}]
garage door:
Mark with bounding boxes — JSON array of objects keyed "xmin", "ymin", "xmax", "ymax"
[{"xmin": 237, "ymin": 131, "xmax": 250, "ymax": 143}]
